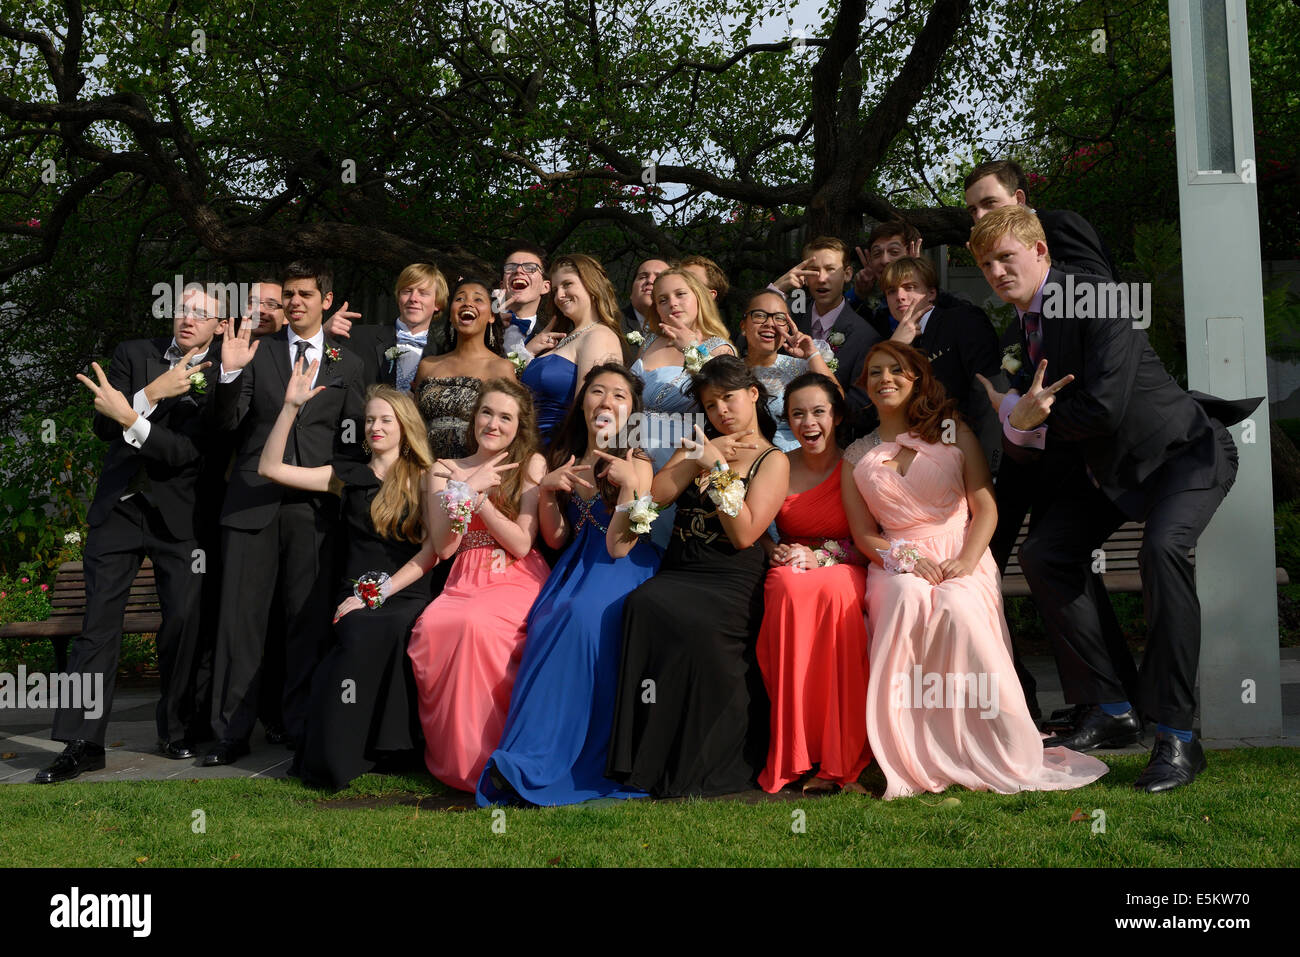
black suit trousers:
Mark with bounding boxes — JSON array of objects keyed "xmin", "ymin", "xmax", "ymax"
[
  {"xmin": 210, "ymin": 500, "xmax": 338, "ymax": 741},
  {"xmin": 1017, "ymin": 437, "xmax": 1229, "ymax": 728},
  {"xmin": 52, "ymin": 496, "xmax": 201, "ymax": 745}
]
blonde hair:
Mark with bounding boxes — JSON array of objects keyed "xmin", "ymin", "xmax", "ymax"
[
  {"xmin": 463, "ymin": 377, "xmax": 540, "ymax": 521},
  {"xmin": 549, "ymin": 253, "xmax": 623, "ymax": 338},
  {"xmin": 366, "ymin": 385, "xmax": 435, "ymax": 543},
  {"xmin": 647, "ymin": 267, "xmax": 732, "ymax": 344},
  {"xmin": 968, "ymin": 206, "xmax": 1052, "ymax": 265},
  {"xmin": 393, "ymin": 263, "xmax": 449, "ymax": 315}
]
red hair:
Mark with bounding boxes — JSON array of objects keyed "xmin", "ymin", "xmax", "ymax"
[{"xmin": 857, "ymin": 341, "xmax": 959, "ymax": 444}]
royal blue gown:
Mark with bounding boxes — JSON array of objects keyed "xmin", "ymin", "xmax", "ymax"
[
  {"xmin": 520, "ymin": 353, "xmax": 578, "ymax": 446},
  {"xmin": 476, "ymin": 493, "xmax": 661, "ymax": 807}
]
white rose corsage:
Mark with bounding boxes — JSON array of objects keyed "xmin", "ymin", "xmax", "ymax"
[
  {"xmin": 827, "ymin": 331, "xmax": 845, "ymax": 348},
  {"xmin": 188, "ymin": 370, "xmax": 208, "ymax": 395},
  {"xmin": 682, "ymin": 342, "xmax": 710, "ymax": 373},
  {"xmin": 616, "ymin": 492, "xmax": 660, "ymax": 535},
  {"xmin": 1001, "ymin": 343, "xmax": 1023, "ymax": 375},
  {"xmin": 878, "ymin": 539, "xmax": 923, "ymax": 574},
  {"xmin": 699, "ymin": 461, "xmax": 746, "ymax": 517},
  {"xmin": 626, "ymin": 330, "xmax": 645, "ymax": 347},
  {"xmin": 507, "ymin": 351, "xmax": 529, "ymax": 376}
]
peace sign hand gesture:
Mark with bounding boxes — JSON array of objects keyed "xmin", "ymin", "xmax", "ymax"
[
  {"xmin": 463, "ymin": 451, "xmax": 521, "ymax": 495},
  {"xmin": 592, "ymin": 447, "xmax": 638, "ymax": 488},
  {"xmin": 976, "ymin": 359, "xmax": 1074, "ymax": 431},
  {"xmin": 773, "ymin": 256, "xmax": 819, "ymax": 294},
  {"xmin": 540, "ymin": 454, "xmax": 595, "ymax": 494},
  {"xmin": 781, "ymin": 328, "xmax": 818, "ymax": 359},
  {"xmin": 76, "ymin": 361, "xmax": 136, "ymax": 429}
]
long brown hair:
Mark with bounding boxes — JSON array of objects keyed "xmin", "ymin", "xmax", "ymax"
[
  {"xmin": 858, "ymin": 341, "xmax": 959, "ymax": 444},
  {"xmin": 463, "ymin": 377, "xmax": 540, "ymax": 520},
  {"xmin": 366, "ymin": 385, "xmax": 435, "ymax": 543},
  {"xmin": 547, "ymin": 363, "xmax": 647, "ymax": 510},
  {"xmin": 548, "ymin": 253, "xmax": 623, "ymax": 338}
]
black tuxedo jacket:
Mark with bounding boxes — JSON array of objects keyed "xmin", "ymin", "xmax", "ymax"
[
  {"xmin": 620, "ymin": 302, "xmax": 643, "ymax": 338},
  {"xmin": 211, "ymin": 330, "xmax": 367, "ymax": 530},
  {"xmin": 913, "ymin": 300, "xmax": 1001, "ymax": 424},
  {"xmin": 793, "ymin": 300, "xmax": 881, "ymax": 415},
  {"xmin": 1039, "ymin": 209, "xmax": 1117, "ymax": 281},
  {"xmin": 334, "ymin": 321, "xmax": 440, "ymax": 388},
  {"xmin": 863, "ymin": 288, "xmax": 974, "ymax": 341},
  {"xmin": 1002, "ymin": 268, "xmax": 1254, "ymax": 518},
  {"xmin": 87, "ymin": 336, "xmax": 213, "ymax": 541}
]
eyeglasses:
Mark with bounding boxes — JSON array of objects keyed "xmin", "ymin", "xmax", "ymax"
[
  {"xmin": 503, "ymin": 262, "xmax": 543, "ymax": 275},
  {"xmin": 176, "ymin": 309, "xmax": 219, "ymax": 322},
  {"xmin": 744, "ymin": 310, "xmax": 791, "ymax": 327},
  {"xmin": 248, "ymin": 297, "xmax": 283, "ymax": 311}
]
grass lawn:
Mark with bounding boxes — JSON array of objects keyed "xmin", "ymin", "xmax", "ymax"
[{"xmin": 1, "ymin": 748, "xmax": 1296, "ymax": 867}]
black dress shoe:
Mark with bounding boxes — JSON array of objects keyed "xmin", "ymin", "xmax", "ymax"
[
  {"xmin": 264, "ymin": 725, "xmax": 290, "ymax": 746},
  {"xmin": 1042, "ymin": 705, "xmax": 1142, "ymax": 751},
  {"xmin": 200, "ymin": 739, "xmax": 250, "ymax": 766},
  {"xmin": 1134, "ymin": 732, "xmax": 1206, "ymax": 793},
  {"xmin": 158, "ymin": 739, "xmax": 196, "ymax": 760},
  {"xmin": 34, "ymin": 740, "xmax": 106, "ymax": 783},
  {"xmin": 1040, "ymin": 703, "xmax": 1092, "ymax": 735}
]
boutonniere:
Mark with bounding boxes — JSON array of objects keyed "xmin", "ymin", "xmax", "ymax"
[
  {"xmin": 625, "ymin": 330, "xmax": 645, "ymax": 347},
  {"xmin": 1000, "ymin": 343, "xmax": 1023, "ymax": 375},
  {"xmin": 384, "ymin": 345, "xmax": 408, "ymax": 361},
  {"xmin": 827, "ymin": 331, "xmax": 845, "ymax": 348},
  {"xmin": 928, "ymin": 348, "xmax": 948, "ymax": 363},
  {"xmin": 188, "ymin": 370, "xmax": 208, "ymax": 395},
  {"xmin": 325, "ymin": 345, "xmax": 342, "ymax": 364}
]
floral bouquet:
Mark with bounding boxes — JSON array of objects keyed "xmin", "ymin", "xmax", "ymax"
[
  {"xmin": 351, "ymin": 571, "xmax": 391, "ymax": 609},
  {"xmin": 878, "ymin": 539, "xmax": 923, "ymax": 574},
  {"xmin": 616, "ymin": 492, "xmax": 660, "ymax": 535},
  {"xmin": 439, "ymin": 480, "xmax": 477, "ymax": 534}
]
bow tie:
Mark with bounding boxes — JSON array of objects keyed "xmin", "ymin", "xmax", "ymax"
[
  {"xmin": 163, "ymin": 344, "xmax": 204, "ymax": 368},
  {"xmin": 395, "ymin": 328, "xmax": 427, "ymax": 350}
]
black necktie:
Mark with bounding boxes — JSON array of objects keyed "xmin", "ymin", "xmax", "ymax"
[{"xmin": 294, "ymin": 339, "xmax": 311, "ymax": 371}]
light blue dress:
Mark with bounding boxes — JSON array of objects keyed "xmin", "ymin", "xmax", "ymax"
[
  {"xmin": 750, "ymin": 353, "xmax": 814, "ymax": 452},
  {"xmin": 629, "ymin": 334, "xmax": 733, "ymax": 548}
]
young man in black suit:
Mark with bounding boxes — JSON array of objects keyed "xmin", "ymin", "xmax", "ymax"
[
  {"xmin": 971, "ymin": 206, "xmax": 1252, "ymax": 792},
  {"xmin": 879, "ymin": 256, "xmax": 1001, "ymax": 465},
  {"xmin": 771, "ymin": 236, "xmax": 881, "ymax": 422},
  {"xmin": 203, "ymin": 262, "xmax": 366, "ymax": 765},
  {"xmin": 36, "ymin": 288, "xmax": 225, "ymax": 782},
  {"xmin": 620, "ymin": 257, "xmax": 670, "ymax": 337},
  {"xmin": 323, "ymin": 263, "xmax": 446, "ymax": 391},
  {"xmin": 964, "ymin": 159, "xmax": 1118, "ymax": 281}
]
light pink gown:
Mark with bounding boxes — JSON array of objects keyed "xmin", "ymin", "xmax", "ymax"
[
  {"xmin": 407, "ymin": 516, "xmax": 550, "ymax": 792},
  {"xmin": 849, "ymin": 432, "xmax": 1107, "ymax": 800}
]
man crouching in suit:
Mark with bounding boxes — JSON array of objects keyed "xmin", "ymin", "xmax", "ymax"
[
  {"xmin": 36, "ymin": 287, "xmax": 225, "ymax": 782},
  {"xmin": 970, "ymin": 205, "xmax": 1254, "ymax": 793},
  {"xmin": 202, "ymin": 261, "xmax": 366, "ymax": 765}
]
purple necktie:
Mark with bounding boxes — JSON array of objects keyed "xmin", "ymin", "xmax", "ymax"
[{"xmin": 1022, "ymin": 311, "xmax": 1043, "ymax": 367}]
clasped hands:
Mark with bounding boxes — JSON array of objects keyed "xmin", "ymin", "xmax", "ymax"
[{"xmin": 975, "ymin": 359, "xmax": 1074, "ymax": 432}]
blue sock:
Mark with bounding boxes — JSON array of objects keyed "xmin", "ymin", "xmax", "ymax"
[
  {"xmin": 1099, "ymin": 701, "xmax": 1132, "ymax": 716},
  {"xmin": 1156, "ymin": 723, "xmax": 1194, "ymax": 742}
]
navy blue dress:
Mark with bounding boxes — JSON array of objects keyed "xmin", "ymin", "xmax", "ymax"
[
  {"xmin": 476, "ymin": 494, "xmax": 660, "ymax": 806},
  {"xmin": 520, "ymin": 353, "xmax": 578, "ymax": 446}
]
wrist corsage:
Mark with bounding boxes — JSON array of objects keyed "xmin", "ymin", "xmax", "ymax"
[
  {"xmin": 701, "ymin": 461, "xmax": 746, "ymax": 517},
  {"xmin": 812, "ymin": 539, "xmax": 848, "ymax": 567},
  {"xmin": 507, "ymin": 351, "xmax": 529, "ymax": 376},
  {"xmin": 681, "ymin": 342, "xmax": 710, "ymax": 373},
  {"xmin": 351, "ymin": 571, "xmax": 391, "ymax": 609},
  {"xmin": 616, "ymin": 492, "xmax": 660, "ymax": 535},
  {"xmin": 439, "ymin": 479, "xmax": 478, "ymax": 534},
  {"xmin": 878, "ymin": 539, "xmax": 923, "ymax": 574}
]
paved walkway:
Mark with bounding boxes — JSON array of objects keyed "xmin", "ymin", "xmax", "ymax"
[{"xmin": 3, "ymin": 653, "xmax": 1297, "ymax": 785}]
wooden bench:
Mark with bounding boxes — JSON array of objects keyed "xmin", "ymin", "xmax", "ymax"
[
  {"xmin": 1000, "ymin": 519, "xmax": 1289, "ymax": 598},
  {"xmin": 0, "ymin": 560, "xmax": 161, "ymax": 672}
]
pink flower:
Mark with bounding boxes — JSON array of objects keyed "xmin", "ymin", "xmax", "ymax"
[
  {"xmin": 20, "ymin": 577, "xmax": 28, "ymax": 583},
  {"xmin": 41, "ymin": 584, "xmax": 49, "ymax": 592},
  {"xmin": 27, "ymin": 218, "xmax": 40, "ymax": 227},
  {"xmin": 1, "ymin": 591, "xmax": 6, "ymax": 598}
]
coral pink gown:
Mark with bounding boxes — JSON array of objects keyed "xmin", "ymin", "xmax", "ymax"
[
  {"xmin": 850, "ymin": 432, "xmax": 1107, "ymax": 800},
  {"xmin": 407, "ymin": 516, "xmax": 550, "ymax": 791},
  {"xmin": 756, "ymin": 460, "xmax": 872, "ymax": 792}
]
